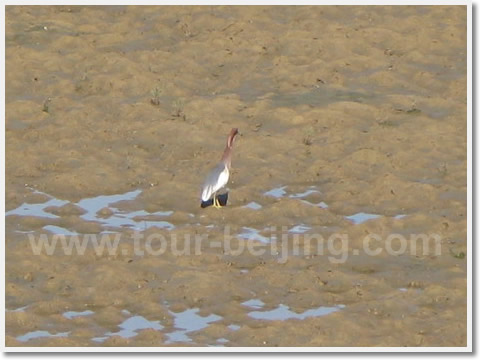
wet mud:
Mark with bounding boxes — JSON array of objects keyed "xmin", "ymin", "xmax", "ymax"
[{"xmin": 6, "ymin": 5, "xmax": 467, "ymax": 347}]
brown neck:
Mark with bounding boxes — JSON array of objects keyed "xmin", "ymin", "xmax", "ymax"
[
  {"xmin": 221, "ymin": 129, "xmax": 238, "ymax": 169},
  {"xmin": 221, "ymin": 146, "xmax": 233, "ymax": 169}
]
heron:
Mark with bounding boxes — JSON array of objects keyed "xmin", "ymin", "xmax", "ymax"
[{"xmin": 201, "ymin": 128, "xmax": 239, "ymax": 208}]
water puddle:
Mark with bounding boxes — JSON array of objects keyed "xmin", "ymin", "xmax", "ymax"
[
  {"xmin": 398, "ymin": 287, "xmax": 423, "ymax": 294},
  {"xmin": 247, "ymin": 304, "xmax": 345, "ymax": 321},
  {"xmin": 17, "ymin": 330, "xmax": 70, "ymax": 342},
  {"xmin": 241, "ymin": 299, "xmax": 265, "ymax": 309},
  {"xmin": 6, "ymin": 196, "xmax": 68, "ymax": 219},
  {"xmin": 302, "ymin": 200, "xmax": 329, "ymax": 208},
  {"xmin": 243, "ymin": 201, "xmax": 262, "ymax": 210},
  {"xmin": 92, "ymin": 315, "xmax": 163, "ymax": 343},
  {"xmin": 166, "ymin": 308, "xmax": 222, "ymax": 344},
  {"xmin": 345, "ymin": 212, "xmax": 381, "ymax": 224},
  {"xmin": 237, "ymin": 227, "xmax": 271, "ymax": 243},
  {"xmin": 63, "ymin": 310, "xmax": 94, "ymax": 319},
  {"xmin": 289, "ymin": 188, "xmax": 320, "ymax": 199},
  {"xmin": 44, "ymin": 225, "xmax": 79, "ymax": 236},
  {"xmin": 6, "ymin": 305, "xmax": 28, "ymax": 313},
  {"xmin": 228, "ymin": 324, "xmax": 241, "ymax": 331},
  {"xmin": 345, "ymin": 212, "xmax": 408, "ymax": 224},
  {"xmin": 78, "ymin": 190, "xmax": 174, "ymax": 231},
  {"xmin": 264, "ymin": 186, "xmax": 287, "ymax": 198},
  {"xmin": 289, "ymin": 224, "xmax": 312, "ymax": 234},
  {"xmin": 6, "ymin": 188, "xmax": 175, "ymax": 234},
  {"xmin": 264, "ymin": 186, "xmax": 327, "ymax": 208}
]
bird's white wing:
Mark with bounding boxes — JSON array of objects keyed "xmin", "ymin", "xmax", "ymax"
[
  {"xmin": 201, "ymin": 183, "xmax": 215, "ymax": 202},
  {"xmin": 201, "ymin": 164, "xmax": 229, "ymax": 201},
  {"xmin": 217, "ymin": 167, "xmax": 229, "ymax": 189}
]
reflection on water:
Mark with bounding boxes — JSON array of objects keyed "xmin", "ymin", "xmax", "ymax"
[
  {"xmin": 289, "ymin": 224, "xmax": 312, "ymax": 234},
  {"xmin": 13, "ymin": 298, "xmax": 344, "ymax": 343},
  {"xmin": 6, "ymin": 188, "xmax": 175, "ymax": 233},
  {"xmin": 6, "ymin": 195, "xmax": 68, "ymax": 219},
  {"xmin": 302, "ymin": 200, "xmax": 329, "ymax": 208},
  {"xmin": 6, "ymin": 305, "xmax": 28, "ymax": 313},
  {"xmin": 17, "ymin": 330, "xmax": 70, "ymax": 342},
  {"xmin": 166, "ymin": 308, "xmax": 222, "ymax": 344},
  {"xmin": 242, "ymin": 299, "xmax": 265, "ymax": 309},
  {"xmin": 237, "ymin": 227, "xmax": 271, "ymax": 243},
  {"xmin": 289, "ymin": 188, "xmax": 320, "ymax": 199},
  {"xmin": 8, "ymin": 187, "xmax": 400, "ymax": 344},
  {"xmin": 92, "ymin": 315, "xmax": 164, "ymax": 343},
  {"xmin": 247, "ymin": 303, "xmax": 345, "ymax": 321},
  {"xmin": 63, "ymin": 310, "xmax": 94, "ymax": 319},
  {"xmin": 345, "ymin": 212, "xmax": 381, "ymax": 224},
  {"xmin": 242, "ymin": 298, "xmax": 345, "ymax": 321},
  {"xmin": 399, "ymin": 287, "xmax": 423, "ymax": 294},
  {"xmin": 263, "ymin": 186, "xmax": 327, "ymax": 208},
  {"xmin": 264, "ymin": 186, "xmax": 288, "ymax": 198},
  {"xmin": 78, "ymin": 190, "xmax": 174, "ymax": 231},
  {"xmin": 346, "ymin": 212, "xmax": 408, "ymax": 224},
  {"xmin": 243, "ymin": 201, "xmax": 262, "ymax": 210},
  {"xmin": 43, "ymin": 225, "xmax": 79, "ymax": 236}
]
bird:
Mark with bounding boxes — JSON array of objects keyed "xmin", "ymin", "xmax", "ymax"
[{"xmin": 201, "ymin": 128, "xmax": 239, "ymax": 208}]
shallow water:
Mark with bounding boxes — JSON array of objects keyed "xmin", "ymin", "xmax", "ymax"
[
  {"xmin": 345, "ymin": 212, "xmax": 382, "ymax": 225},
  {"xmin": 63, "ymin": 310, "xmax": 95, "ymax": 320},
  {"xmin": 6, "ymin": 195, "xmax": 68, "ymax": 219},
  {"xmin": 4, "ymin": 176, "xmax": 464, "ymax": 346},
  {"xmin": 6, "ymin": 188, "xmax": 176, "ymax": 233},
  {"xmin": 247, "ymin": 304, "xmax": 345, "ymax": 321},
  {"xmin": 166, "ymin": 308, "xmax": 222, "ymax": 344},
  {"xmin": 237, "ymin": 227, "xmax": 272, "ymax": 243},
  {"xmin": 289, "ymin": 188, "xmax": 321, "ymax": 199},
  {"xmin": 263, "ymin": 186, "xmax": 288, "ymax": 198},
  {"xmin": 243, "ymin": 202, "xmax": 262, "ymax": 210},
  {"xmin": 242, "ymin": 299, "xmax": 265, "ymax": 309},
  {"xmin": 93, "ymin": 315, "xmax": 164, "ymax": 343},
  {"xmin": 17, "ymin": 330, "xmax": 70, "ymax": 343},
  {"xmin": 242, "ymin": 298, "xmax": 345, "ymax": 321},
  {"xmin": 289, "ymin": 224, "xmax": 312, "ymax": 234}
]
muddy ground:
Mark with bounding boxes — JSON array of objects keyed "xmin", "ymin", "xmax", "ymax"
[{"xmin": 5, "ymin": 5, "xmax": 467, "ymax": 347}]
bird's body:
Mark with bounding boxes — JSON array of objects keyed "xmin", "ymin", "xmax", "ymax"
[
  {"xmin": 201, "ymin": 163, "xmax": 229, "ymax": 202},
  {"xmin": 201, "ymin": 128, "xmax": 238, "ymax": 208}
]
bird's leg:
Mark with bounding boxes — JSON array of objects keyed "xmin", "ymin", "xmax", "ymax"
[{"xmin": 212, "ymin": 192, "xmax": 221, "ymax": 208}]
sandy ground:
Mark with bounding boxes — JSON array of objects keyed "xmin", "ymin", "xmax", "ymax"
[{"xmin": 5, "ymin": 5, "xmax": 467, "ymax": 347}]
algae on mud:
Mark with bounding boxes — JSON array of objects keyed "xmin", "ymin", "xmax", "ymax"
[{"xmin": 6, "ymin": 5, "xmax": 467, "ymax": 347}]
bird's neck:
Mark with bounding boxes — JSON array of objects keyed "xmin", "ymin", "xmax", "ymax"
[{"xmin": 221, "ymin": 146, "xmax": 232, "ymax": 169}]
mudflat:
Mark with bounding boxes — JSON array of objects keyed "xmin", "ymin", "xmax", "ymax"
[{"xmin": 6, "ymin": 5, "xmax": 467, "ymax": 347}]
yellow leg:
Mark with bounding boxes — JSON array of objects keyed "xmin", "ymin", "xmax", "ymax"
[{"xmin": 212, "ymin": 193, "xmax": 221, "ymax": 208}]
